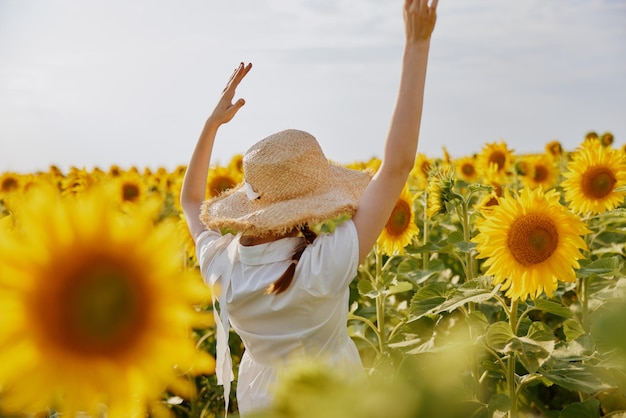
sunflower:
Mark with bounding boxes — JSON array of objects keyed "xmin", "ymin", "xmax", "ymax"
[
  {"xmin": 0, "ymin": 172, "xmax": 21, "ymax": 194},
  {"xmin": 562, "ymin": 139, "xmax": 626, "ymax": 215},
  {"xmin": 60, "ymin": 167, "xmax": 95, "ymax": 197},
  {"xmin": 427, "ymin": 166, "xmax": 456, "ymax": 218},
  {"xmin": 377, "ymin": 187, "xmax": 420, "ymax": 255},
  {"xmin": 109, "ymin": 164, "xmax": 122, "ymax": 177},
  {"xmin": 0, "ymin": 185, "xmax": 214, "ymax": 417},
  {"xmin": 519, "ymin": 154, "xmax": 559, "ymax": 190},
  {"xmin": 409, "ymin": 153, "xmax": 433, "ymax": 190},
  {"xmin": 473, "ymin": 187, "xmax": 589, "ymax": 301},
  {"xmin": 475, "ymin": 161, "xmax": 506, "ymax": 212},
  {"xmin": 477, "ymin": 141, "xmax": 514, "ymax": 182},
  {"xmin": 206, "ymin": 165, "xmax": 242, "ymax": 198},
  {"xmin": 228, "ymin": 153, "xmax": 245, "ymax": 175},
  {"xmin": 454, "ymin": 155, "xmax": 479, "ymax": 183},
  {"xmin": 442, "ymin": 147, "xmax": 452, "ymax": 165},
  {"xmin": 545, "ymin": 140, "xmax": 563, "ymax": 159},
  {"xmin": 600, "ymin": 132, "xmax": 614, "ymax": 147},
  {"xmin": 346, "ymin": 157, "xmax": 381, "ymax": 174}
]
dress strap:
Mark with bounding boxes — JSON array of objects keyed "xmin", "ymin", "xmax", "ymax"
[{"xmin": 209, "ymin": 235, "xmax": 239, "ymax": 418}]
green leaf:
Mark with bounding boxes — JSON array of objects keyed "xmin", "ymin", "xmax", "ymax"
[
  {"xmin": 559, "ymin": 398, "xmax": 600, "ymax": 418},
  {"xmin": 407, "ymin": 280, "xmax": 498, "ymax": 321},
  {"xmin": 468, "ymin": 183, "xmax": 494, "ymax": 193},
  {"xmin": 453, "ymin": 401, "xmax": 488, "ymax": 418},
  {"xmin": 504, "ymin": 322, "xmax": 556, "ymax": 373},
  {"xmin": 414, "ymin": 240, "xmax": 455, "ymax": 253},
  {"xmin": 413, "ymin": 282, "xmax": 448, "ymax": 299},
  {"xmin": 396, "ymin": 258, "xmax": 442, "ymax": 285},
  {"xmin": 387, "ymin": 281, "xmax": 414, "ymax": 296},
  {"xmin": 436, "ymin": 285, "xmax": 500, "ymax": 315},
  {"xmin": 532, "ymin": 299, "xmax": 573, "ymax": 318},
  {"xmin": 357, "ymin": 279, "xmax": 379, "ymax": 299},
  {"xmin": 487, "ymin": 393, "xmax": 512, "ymax": 416},
  {"xmin": 542, "ymin": 364, "xmax": 612, "ymax": 394},
  {"xmin": 577, "ymin": 256, "xmax": 621, "ymax": 277},
  {"xmin": 409, "ymin": 296, "xmax": 447, "ymax": 319},
  {"xmin": 381, "ymin": 269, "xmax": 396, "ymax": 286},
  {"xmin": 447, "ymin": 230, "xmax": 464, "ymax": 244},
  {"xmin": 563, "ymin": 318, "xmax": 585, "ymax": 342},
  {"xmin": 454, "ymin": 240, "xmax": 477, "ymax": 253},
  {"xmin": 552, "ymin": 337, "xmax": 595, "ymax": 362},
  {"xmin": 467, "ymin": 311, "xmax": 490, "ymax": 337},
  {"xmin": 504, "ymin": 337, "xmax": 552, "ymax": 374},
  {"xmin": 526, "ymin": 321, "xmax": 556, "ymax": 342},
  {"xmin": 485, "ymin": 321, "xmax": 514, "ymax": 351}
]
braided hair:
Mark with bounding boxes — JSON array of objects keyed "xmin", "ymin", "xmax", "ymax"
[{"xmin": 266, "ymin": 225, "xmax": 318, "ymax": 295}]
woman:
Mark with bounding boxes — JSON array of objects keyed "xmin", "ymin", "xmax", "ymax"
[{"xmin": 181, "ymin": 0, "xmax": 438, "ymax": 415}]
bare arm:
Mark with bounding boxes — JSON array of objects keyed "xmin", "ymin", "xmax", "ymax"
[
  {"xmin": 180, "ymin": 62, "xmax": 252, "ymax": 241},
  {"xmin": 352, "ymin": 0, "xmax": 438, "ymax": 262}
]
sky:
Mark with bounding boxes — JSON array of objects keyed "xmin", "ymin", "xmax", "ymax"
[{"xmin": 1, "ymin": 0, "xmax": 625, "ymax": 174}]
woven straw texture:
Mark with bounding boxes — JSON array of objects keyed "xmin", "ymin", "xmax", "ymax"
[{"xmin": 200, "ymin": 129, "xmax": 371, "ymax": 236}]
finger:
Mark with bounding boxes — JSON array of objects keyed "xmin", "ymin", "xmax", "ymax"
[
  {"xmin": 222, "ymin": 65, "xmax": 240, "ymax": 93},
  {"xmin": 233, "ymin": 62, "xmax": 252, "ymax": 85},
  {"xmin": 227, "ymin": 62, "xmax": 252, "ymax": 94},
  {"xmin": 430, "ymin": 0, "xmax": 438, "ymax": 12},
  {"xmin": 233, "ymin": 98, "xmax": 246, "ymax": 110},
  {"xmin": 226, "ymin": 98, "xmax": 246, "ymax": 119}
]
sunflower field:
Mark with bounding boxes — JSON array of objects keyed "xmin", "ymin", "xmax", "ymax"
[{"xmin": 1, "ymin": 131, "xmax": 625, "ymax": 418}]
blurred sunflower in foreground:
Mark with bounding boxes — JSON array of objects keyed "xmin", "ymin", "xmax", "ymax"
[
  {"xmin": 473, "ymin": 187, "xmax": 590, "ymax": 301},
  {"xmin": 0, "ymin": 185, "xmax": 215, "ymax": 417},
  {"xmin": 377, "ymin": 187, "xmax": 419, "ymax": 255},
  {"xmin": 562, "ymin": 139, "xmax": 626, "ymax": 216}
]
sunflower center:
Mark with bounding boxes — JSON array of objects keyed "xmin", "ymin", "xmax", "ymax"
[
  {"xmin": 489, "ymin": 151, "xmax": 506, "ymax": 171},
  {"xmin": 507, "ymin": 214, "xmax": 559, "ymax": 266},
  {"xmin": 48, "ymin": 263, "xmax": 149, "ymax": 356},
  {"xmin": 581, "ymin": 166, "xmax": 616, "ymax": 199},
  {"xmin": 1, "ymin": 177, "xmax": 18, "ymax": 192},
  {"xmin": 533, "ymin": 165, "xmax": 549, "ymax": 183},
  {"xmin": 386, "ymin": 200, "xmax": 411, "ymax": 236},
  {"xmin": 122, "ymin": 182, "xmax": 141, "ymax": 202},
  {"xmin": 461, "ymin": 163, "xmax": 476, "ymax": 176}
]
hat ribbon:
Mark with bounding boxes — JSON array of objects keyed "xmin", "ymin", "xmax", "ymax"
[{"xmin": 244, "ymin": 181, "xmax": 261, "ymax": 201}]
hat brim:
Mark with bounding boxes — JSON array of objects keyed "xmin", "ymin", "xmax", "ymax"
[{"xmin": 200, "ymin": 165, "xmax": 371, "ymax": 236}]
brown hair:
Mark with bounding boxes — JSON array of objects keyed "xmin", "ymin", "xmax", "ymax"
[{"xmin": 266, "ymin": 225, "xmax": 318, "ymax": 295}]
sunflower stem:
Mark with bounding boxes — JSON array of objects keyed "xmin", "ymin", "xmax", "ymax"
[
  {"xmin": 461, "ymin": 197, "xmax": 475, "ymax": 283},
  {"xmin": 375, "ymin": 247, "xmax": 386, "ymax": 354},
  {"xmin": 508, "ymin": 298, "xmax": 519, "ymax": 418},
  {"xmin": 422, "ymin": 190, "xmax": 429, "ymax": 271},
  {"xmin": 580, "ymin": 231, "xmax": 593, "ymax": 333},
  {"xmin": 581, "ymin": 275, "xmax": 590, "ymax": 333}
]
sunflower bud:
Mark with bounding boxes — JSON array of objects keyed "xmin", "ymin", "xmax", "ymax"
[{"xmin": 426, "ymin": 166, "xmax": 456, "ymax": 218}]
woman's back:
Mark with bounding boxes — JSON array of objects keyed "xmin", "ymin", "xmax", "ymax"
[{"xmin": 199, "ymin": 221, "xmax": 363, "ymax": 413}]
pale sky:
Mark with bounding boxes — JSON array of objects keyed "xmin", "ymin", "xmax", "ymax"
[{"xmin": 1, "ymin": 0, "xmax": 625, "ymax": 174}]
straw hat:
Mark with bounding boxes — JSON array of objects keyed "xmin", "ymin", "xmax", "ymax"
[{"xmin": 200, "ymin": 129, "xmax": 371, "ymax": 236}]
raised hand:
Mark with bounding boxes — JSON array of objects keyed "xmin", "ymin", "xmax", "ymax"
[
  {"xmin": 207, "ymin": 62, "xmax": 253, "ymax": 127},
  {"xmin": 181, "ymin": 62, "xmax": 252, "ymax": 240},
  {"xmin": 404, "ymin": 0, "xmax": 438, "ymax": 43}
]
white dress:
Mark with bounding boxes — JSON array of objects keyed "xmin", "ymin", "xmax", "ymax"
[{"xmin": 197, "ymin": 220, "xmax": 363, "ymax": 416}]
